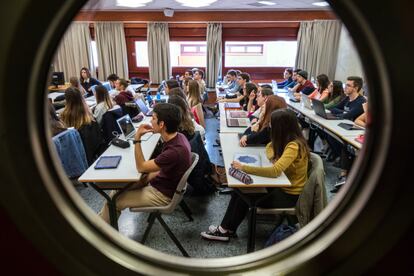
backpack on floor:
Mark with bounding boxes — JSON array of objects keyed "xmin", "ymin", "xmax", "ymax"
[{"xmin": 264, "ymin": 224, "xmax": 297, "ymax": 247}]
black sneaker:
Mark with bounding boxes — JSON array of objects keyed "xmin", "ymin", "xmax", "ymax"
[{"xmin": 200, "ymin": 225, "xmax": 235, "ymax": 241}]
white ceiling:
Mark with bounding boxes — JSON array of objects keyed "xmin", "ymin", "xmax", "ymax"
[{"xmin": 82, "ymin": 0, "xmax": 331, "ymax": 11}]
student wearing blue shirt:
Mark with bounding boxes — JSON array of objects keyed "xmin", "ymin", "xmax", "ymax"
[
  {"xmin": 277, "ymin": 68, "xmax": 293, "ymax": 88},
  {"xmin": 285, "ymin": 68, "xmax": 301, "ymax": 90}
]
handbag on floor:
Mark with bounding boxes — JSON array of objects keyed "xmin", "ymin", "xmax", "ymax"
[{"xmin": 210, "ymin": 163, "xmax": 228, "ymax": 186}]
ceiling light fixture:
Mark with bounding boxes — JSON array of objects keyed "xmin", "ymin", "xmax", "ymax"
[
  {"xmin": 175, "ymin": 0, "xmax": 218, "ymax": 8},
  {"xmin": 312, "ymin": 1, "xmax": 330, "ymax": 7},
  {"xmin": 116, "ymin": 0, "xmax": 152, "ymax": 8},
  {"xmin": 258, "ymin": 1, "xmax": 276, "ymax": 5}
]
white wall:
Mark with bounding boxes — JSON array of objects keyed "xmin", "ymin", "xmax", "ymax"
[{"xmin": 335, "ymin": 26, "xmax": 365, "ymax": 82}]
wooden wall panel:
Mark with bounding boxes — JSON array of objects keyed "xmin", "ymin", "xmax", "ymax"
[{"xmin": 75, "ymin": 10, "xmax": 337, "ymax": 22}]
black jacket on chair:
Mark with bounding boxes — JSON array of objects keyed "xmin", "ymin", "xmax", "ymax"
[
  {"xmin": 78, "ymin": 121, "xmax": 106, "ymax": 165},
  {"xmin": 101, "ymin": 108, "xmax": 123, "ymax": 144},
  {"xmin": 187, "ymin": 131, "xmax": 215, "ymax": 195}
]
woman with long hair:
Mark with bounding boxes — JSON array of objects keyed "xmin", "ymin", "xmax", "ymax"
[
  {"xmin": 201, "ymin": 109, "xmax": 310, "ymax": 241},
  {"xmin": 322, "ymin": 80, "xmax": 345, "ymax": 109},
  {"xmin": 308, "ymin": 74, "xmax": 330, "ymax": 100},
  {"xmin": 79, "ymin": 67, "xmax": 101, "ymax": 97},
  {"xmin": 93, "ymin": 85, "xmax": 116, "ymax": 125},
  {"xmin": 239, "ymin": 95, "xmax": 287, "ymax": 146},
  {"xmin": 187, "ymin": 79, "xmax": 205, "ymax": 128},
  {"xmin": 60, "ymin": 87, "xmax": 94, "ymax": 129},
  {"xmin": 167, "ymin": 95, "xmax": 195, "ymax": 140},
  {"xmin": 48, "ymin": 101, "xmax": 66, "ymax": 136}
]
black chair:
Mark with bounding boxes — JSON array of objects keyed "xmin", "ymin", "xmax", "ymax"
[
  {"xmin": 78, "ymin": 121, "xmax": 106, "ymax": 165},
  {"xmin": 101, "ymin": 107, "xmax": 123, "ymax": 144},
  {"xmin": 121, "ymin": 102, "xmax": 140, "ymax": 118}
]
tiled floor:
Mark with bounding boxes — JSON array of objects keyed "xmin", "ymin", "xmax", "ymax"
[{"xmin": 76, "ymin": 109, "xmax": 343, "ymax": 258}]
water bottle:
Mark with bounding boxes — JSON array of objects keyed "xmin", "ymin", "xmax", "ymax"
[
  {"xmin": 146, "ymin": 93, "xmax": 153, "ymax": 106},
  {"xmin": 156, "ymin": 91, "xmax": 161, "ymax": 101}
]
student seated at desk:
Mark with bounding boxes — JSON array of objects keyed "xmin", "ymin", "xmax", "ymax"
[
  {"xmin": 100, "ymin": 103, "xmax": 192, "ymax": 224},
  {"xmin": 292, "ymin": 70, "xmax": 315, "ymax": 100},
  {"xmin": 321, "ymin": 80, "xmax": 345, "ymax": 109},
  {"xmin": 167, "ymin": 95, "xmax": 195, "ymax": 140},
  {"xmin": 114, "ymin": 79, "xmax": 134, "ymax": 106},
  {"xmin": 187, "ymin": 80, "xmax": 205, "ymax": 129},
  {"xmin": 331, "ymin": 102, "xmax": 368, "ymax": 193},
  {"xmin": 48, "ymin": 101, "xmax": 66, "ymax": 137},
  {"xmin": 80, "ymin": 67, "xmax": 101, "ymax": 97},
  {"xmin": 93, "ymin": 85, "xmax": 119, "ymax": 125},
  {"xmin": 201, "ymin": 109, "xmax": 309, "ymax": 241},
  {"xmin": 217, "ymin": 73, "xmax": 250, "ymax": 103},
  {"xmin": 224, "ymin": 70, "xmax": 239, "ymax": 92},
  {"xmin": 277, "ymin": 68, "xmax": 294, "ymax": 89},
  {"xmin": 285, "ymin": 69, "xmax": 301, "ymax": 90},
  {"xmin": 249, "ymin": 86, "xmax": 274, "ymax": 124},
  {"xmin": 239, "ymin": 95, "xmax": 287, "ymax": 147},
  {"xmin": 308, "ymin": 74, "xmax": 330, "ymax": 101}
]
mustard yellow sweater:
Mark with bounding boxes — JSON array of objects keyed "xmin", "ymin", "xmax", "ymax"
[{"xmin": 242, "ymin": 141, "xmax": 308, "ymax": 195}]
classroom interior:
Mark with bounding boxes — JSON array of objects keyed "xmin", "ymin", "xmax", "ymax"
[{"xmin": 47, "ymin": 0, "xmax": 367, "ymax": 258}]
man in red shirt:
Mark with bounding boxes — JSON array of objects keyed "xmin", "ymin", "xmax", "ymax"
[
  {"xmin": 100, "ymin": 103, "xmax": 192, "ymax": 224},
  {"xmin": 292, "ymin": 70, "xmax": 316, "ymax": 100}
]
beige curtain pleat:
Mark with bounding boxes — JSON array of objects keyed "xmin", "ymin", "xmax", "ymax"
[
  {"xmin": 295, "ymin": 20, "xmax": 342, "ymax": 80},
  {"xmin": 147, "ymin": 22, "xmax": 171, "ymax": 84},
  {"xmin": 206, "ymin": 23, "xmax": 222, "ymax": 88},
  {"xmin": 95, "ymin": 22, "xmax": 129, "ymax": 80},
  {"xmin": 53, "ymin": 22, "xmax": 94, "ymax": 82}
]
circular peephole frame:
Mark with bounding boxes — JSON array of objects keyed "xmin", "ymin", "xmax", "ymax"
[{"xmin": 1, "ymin": 0, "xmax": 414, "ymax": 274}]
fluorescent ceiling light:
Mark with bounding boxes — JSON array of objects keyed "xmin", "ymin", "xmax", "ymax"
[
  {"xmin": 312, "ymin": 1, "xmax": 330, "ymax": 7},
  {"xmin": 175, "ymin": 0, "xmax": 218, "ymax": 8},
  {"xmin": 258, "ymin": 1, "xmax": 276, "ymax": 5},
  {"xmin": 116, "ymin": 0, "xmax": 152, "ymax": 8}
]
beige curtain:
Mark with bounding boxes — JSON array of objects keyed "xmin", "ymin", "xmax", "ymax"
[
  {"xmin": 95, "ymin": 22, "xmax": 129, "ymax": 80},
  {"xmin": 295, "ymin": 20, "xmax": 342, "ymax": 80},
  {"xmin": 147, "ymin": 22, "xmax": 171, "ymax": 84},
  {"xmin": 206, "ymin": 23, "xmax": 222, "ymax": 88},
  {"xmin": 53, "ymin": 22, "xmax": 94, "ymax": 82}
]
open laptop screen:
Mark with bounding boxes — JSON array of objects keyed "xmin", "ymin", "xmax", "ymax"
[
  {"xmin": 116, "ymin": 114, "xmax": 135, "ymax": 139},
  {"xmin": 135, "ymin": 98, "xmax": 150, "ymax": 114}
]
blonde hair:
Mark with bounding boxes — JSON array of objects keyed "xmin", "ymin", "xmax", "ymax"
[
  {"xmin": 60, "ymin": 87, "xmax": 94, "ymax": 129},
  {"xmin": 187, "ymin": 80, "xmax": 201, "ymax": 107}
]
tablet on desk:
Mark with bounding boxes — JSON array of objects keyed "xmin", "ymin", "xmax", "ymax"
[
  {"xmin": 338, "ymin": 122, "xmax": 365, "ymax": 130},
  {"xmin": 94, "ymin": 155, "xmax": 122, "ymax": 169}
]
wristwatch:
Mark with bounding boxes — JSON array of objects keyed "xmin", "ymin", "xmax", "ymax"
[{"xmin": 133, "ymin": 140, "xmax": 142, "ymax": 144}]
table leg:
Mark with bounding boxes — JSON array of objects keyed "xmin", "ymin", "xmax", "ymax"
[
  {"xmin": 89, "ymin": 183, "xmax": 132, "ymax": 230},
  {"xmin": 247, "ymin": 205, "xmax": 257, "ymax": 253}
]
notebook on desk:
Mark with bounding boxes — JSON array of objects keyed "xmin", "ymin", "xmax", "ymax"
[
  {"xmin": 226, "ymin": 118, "xmax": 248, "ymax": 127},
  {"xmin": 228, "ymin": 110, "xmax": 248, "ymax": 118},
  {"xmin": 224, "ymin": 102, "xmax": 242, "ymax": 110},
  {"xmin": 312, "ymin": 99, "xmax": 342, "ymax": 120}
]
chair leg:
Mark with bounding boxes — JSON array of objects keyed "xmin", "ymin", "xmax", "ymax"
[
  {"xmin": 155, "ymin": 214, "xmax": 189, "ymax": 257},
  {"xmin": 179, "ymin": 200, "xmax": 193, "ymax": 222},
  {"xmin": 141, "ymin": 213, "xmax": 156, "ymax": 244}
]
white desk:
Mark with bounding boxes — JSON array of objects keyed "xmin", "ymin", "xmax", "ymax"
[
  {"xmin": 218, "ymin": 103, "xmax": 249, "ymax": 134},
  {"xmin": 78, "ymin": 117, "xmax": 160, "ymax": 229},
  {"xmin": 219, "ymin": 133, "xmax": 291, "ymax": 188},
  {"xmin": 48, "ymin": 92, "xmax": 64, "ymax": 102},
  {"xmin": 220, "ymin": 133, "xmax": 291, "ymax": 253},
  {"xmin": 283, "ymin": 94, "xmax": 365, "ymax": 150}
]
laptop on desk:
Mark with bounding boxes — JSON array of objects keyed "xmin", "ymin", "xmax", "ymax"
[
  {"xmin": 301, "ymin": 94, "xmax": 313, "ymax": 109},
  {"xmin": 287, "ymin": 91, "xmax": 300, "ymax": 103},
  {"xmin": 312, "ymin": 99, "xmax": 342, "ymax": 120},
  {"xmin": 116, "ymin": 114, "xmax": 153, "ymax": 141},
  {"xmin": 135, "ymin": 98, "xmax": 153, "ymax": 116}
]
